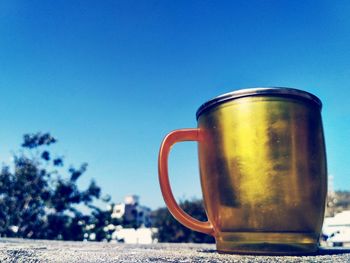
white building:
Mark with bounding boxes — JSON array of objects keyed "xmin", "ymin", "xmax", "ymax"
[
  {"xmin": 323, "ymin": 210, "xmax": 350, "ymax": 247},
  {"xmin": 111, "ymin": 227, "xmax": 158, "ymax": 244},
  {"xmin": 111, "ymin": 195, "xmax": 152, "ymax": 228},
  {"xmin": 84, "ymin": 195, "xmax": 156, "ymax": 244},
  {"xmin": 107, "ymin": 195, "xmax": 156, "ymax": 244}
]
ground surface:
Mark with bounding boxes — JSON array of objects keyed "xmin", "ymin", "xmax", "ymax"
[{"xmin": 0, "ymin": 238, "xmax": 350, "ymax": 263}]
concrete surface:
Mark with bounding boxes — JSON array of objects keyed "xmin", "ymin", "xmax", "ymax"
[{"xmin": 0, "ymin": 238, "xmax": 350, "ymax": 263}]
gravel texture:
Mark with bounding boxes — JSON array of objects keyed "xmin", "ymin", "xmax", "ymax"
[{"xmin": 0, "ymin": 238, "xmax": 350, "ymax": 263}]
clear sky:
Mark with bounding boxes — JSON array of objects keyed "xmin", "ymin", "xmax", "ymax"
[{"xmin": 0, "ymin": 0, "xmax": 349, "ymax": 209}]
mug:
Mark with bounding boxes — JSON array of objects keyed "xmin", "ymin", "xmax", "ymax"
[{"xmin": 158, "ymin": 87, "xmax": 327, "ymax": 255}]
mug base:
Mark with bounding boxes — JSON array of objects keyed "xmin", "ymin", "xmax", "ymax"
[{"xmin": 216, "ymin": 231, "xmax": 319, "ymax": 255}]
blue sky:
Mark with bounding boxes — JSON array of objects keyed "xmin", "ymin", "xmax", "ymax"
[{"xmin": 0, "ymin": 0, "xmax": 349, "ymax": 209}]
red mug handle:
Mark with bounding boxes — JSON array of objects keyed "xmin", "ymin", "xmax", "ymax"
[{"xmin": 158, "ymin": 128, "xmax": 214, "ymax": 236}]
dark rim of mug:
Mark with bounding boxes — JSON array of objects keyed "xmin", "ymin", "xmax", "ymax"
[{"xmin": 196, "ymin": 87, "xmax": 322, "ymax": 120}]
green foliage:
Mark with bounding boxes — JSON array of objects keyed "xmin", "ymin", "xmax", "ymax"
[
  {"xmin": 334, "ymin": 190, "xmax": 350, "ymax": 207},
  {"xmin": 152, "ymin": 199, "xmax": 215, "ymax": 243},
  {"xmin": 0, "ymin": 132, "xmax": 109, "ymax": 240},
  {"xmin": 86, "ymin": 205, "xmax": 123, "ymax": 241},
  {"xmin": 326, "ymin": 190, "xmax": 350, "ymax": 217}
]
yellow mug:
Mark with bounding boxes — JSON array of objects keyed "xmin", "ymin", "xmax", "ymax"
[{"xmin": 158, "ymin": 87, "xmax": 327, "ymax": 255}]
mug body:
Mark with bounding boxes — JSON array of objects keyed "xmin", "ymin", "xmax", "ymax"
[{"xmin": 197, "ymin": 88, "xmax": 327, "ymax": 254}]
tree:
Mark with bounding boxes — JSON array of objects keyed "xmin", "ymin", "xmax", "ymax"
[
  {"xmin": 152, "ymin": 199, "xmax": 215, "ymax": 243},
  {"xmin": 326, "ymin": 190, "xmax": 350, "ymax": 217},
  {"xmin": 0, "ymin": 132, "xmax": 108, "ymax": 240}
]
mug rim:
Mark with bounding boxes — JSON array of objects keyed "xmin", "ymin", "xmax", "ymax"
[{"xmin": 196, "ymin": 87, "xmax": 322, "ymax": 120}]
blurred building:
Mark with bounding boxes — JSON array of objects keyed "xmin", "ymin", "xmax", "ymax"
[
  {"xmin": 84, "ymin": 195, "xmax": 156, "ymax": 244},
  {"xmin": 322, "ymin": 210, "xmax": 350, "ymax": 247},
  {"xmin": 111, "ymin": 227, "xmax": 158, "ymax": 244},
  {"xmin": 111, "ymin": 195, "xmax": 152, "ymax": 228}
]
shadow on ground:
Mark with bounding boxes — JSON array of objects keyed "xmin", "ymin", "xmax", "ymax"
[{"xmin": 198, "ymin": 247, "xmax": 350, "ymax": 256}]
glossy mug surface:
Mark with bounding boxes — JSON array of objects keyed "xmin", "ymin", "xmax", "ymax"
[{"xmin": 158, "ymin": 87, "xmax": 327, "ymax": 255}]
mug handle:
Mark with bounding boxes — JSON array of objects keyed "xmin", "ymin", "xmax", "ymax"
[{"xmin": 158, "ymin": 128, "xmax": 214, "ymax": 236}]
